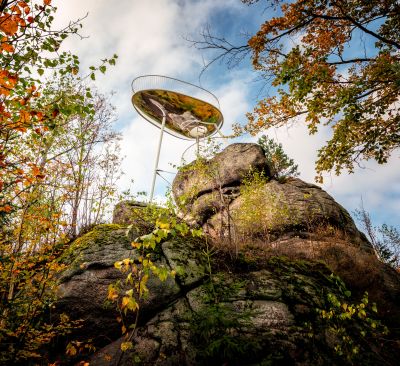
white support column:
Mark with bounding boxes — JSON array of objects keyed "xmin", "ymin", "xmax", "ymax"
[{"xmin": 149, "ymin": 102, "xmax": 166, "ymax": 203}]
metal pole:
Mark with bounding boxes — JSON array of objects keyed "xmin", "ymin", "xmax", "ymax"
[{"xmin": 149, "ymin": 100, "xmax": 167, "ymax": 203}]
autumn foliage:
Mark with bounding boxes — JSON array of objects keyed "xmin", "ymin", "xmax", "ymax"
[
  {"xmin": 0, "ymin": 1, "xmax": 119, "ymax": 363},
  {"xmin": 242, "ymin": 0, "xmax": 400, "ymax": 180},
  {"xmin": 194, "ymin": 0, "xmax": 400, "ymax": 180}
]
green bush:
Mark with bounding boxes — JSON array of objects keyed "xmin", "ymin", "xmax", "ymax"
[{"xmin": 258, "ymin": 135, "xmax": 300, "ymax": 181}]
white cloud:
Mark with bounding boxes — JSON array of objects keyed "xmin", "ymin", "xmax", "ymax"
[
  {"xmin": 243, "ymin": 120, "xmax": 400, "ymax": 227},
  {"xmin": 52, "ymin": 0, "xmax": 400, "ymax": 227},
  {"xmin": 52, "ymin": 0, "xmax": 252, "ymax": 198}
]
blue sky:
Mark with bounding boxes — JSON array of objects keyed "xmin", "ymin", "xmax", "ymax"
[{"xmin": 54, "ymin": 0, "xmax": 399, "ymax": 228}]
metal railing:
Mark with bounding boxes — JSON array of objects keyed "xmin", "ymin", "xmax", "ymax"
[{"xmin": 131, "ymin": 75, "xmax": 221, "ymax": 109}]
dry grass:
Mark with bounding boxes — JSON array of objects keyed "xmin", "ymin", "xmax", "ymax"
[{"xmin": 208, "ymin": 226, "xmax": 400, "ymax": 329}]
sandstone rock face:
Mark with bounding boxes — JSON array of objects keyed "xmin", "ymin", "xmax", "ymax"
[
  {"xmin": 113, "ymin": 200, "xmax": 146, "ymax": 224},
  {"xmin": 172, "ymin": 143, "xmax": 370, "ymax": 251},
  {"xmin": 56, "ymin": 224, "xmax": 207, "ymax": 343},
  {"xmin": 112, "ymin": 200, "xmax": 153, "ymax": 231},
  {"xmin": 85, "ymin": 257, "xmax": 399, "ymax": 366},
  {"xmin": 87, "ymin": 263, "xmax": 305, "ymax": 366},
  {"xmin": 206, "ymin": 178, "xmax": 371, "ymax": 250},
  {"xmin": 55, "ymin": 221, "xmax": 400, "ymax": 366},
  {"xmin": 53, "ymin": 143, "xmax": 400, "ymax": 365},
  {"xmin": 172, "ymin": 143, "xmax": 268, "ymax": 207}
]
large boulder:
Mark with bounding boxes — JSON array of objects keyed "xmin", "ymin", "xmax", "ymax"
[
  {"xmin": 53, "ymin": 214, "xmax": 400, "ymax": 366},
  {"xmin": 172, "ymin": 143, "xmax": 269, "ymax": 214},
  {"xmin": 205, "ymin": 178, "xmax": 371, "ymax": 250},
  {"xmin": 172, "ymin": 143, "xmax": 371, "ymax": 252},
  {"xmin": 88, "ymin": 257, "xmax": 399, "ymax": 366},
  {"xmin": 112, "ymin": 201, "xmax": 154, "ymax": 235},
  {"xmin": 51, "ymin": 143, "xmax": 400, "ymax": 365},
  {"xmin": 56, "ymin": 224, "xmax": 207, "ymax": 345}
]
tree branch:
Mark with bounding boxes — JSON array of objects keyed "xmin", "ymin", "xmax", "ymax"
[{"xmin": 327, "ymin": 58, "xmax": 372, "ymax": 65}]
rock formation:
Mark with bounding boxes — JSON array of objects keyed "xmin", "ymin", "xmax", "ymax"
[
  {"xmin": 53, "ymin": 143, "xmax": 400, "ymax": 365},
  {"xmin": 172, "ymin": 143, "xmax": 369, "ymax": 249}
]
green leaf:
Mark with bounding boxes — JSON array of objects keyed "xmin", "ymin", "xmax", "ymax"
[
  {"xmin": 90, "ymin": 73, "xmax": 95, "ymax": 80},
  {"xmin": 38, "ymin": 69, "xmax": 44, "ymax": 76}
]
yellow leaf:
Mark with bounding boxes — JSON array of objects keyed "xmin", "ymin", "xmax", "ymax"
[
  {"xmin": 125, "ymin": 289, "xmax": 133, "ymax": 297},
  {"xmin": 66, "ymin": 343, "xmax": 77, "ymax": 356},
  {"xmin": 107, "ymin": 286, "xmax": 118, "ymax": 301},
  {"xmin": 120, "ymin": 341, "xmax": 133, "ymax": 352},
  {"xmin": 122, "ymin": 258, "xmax": 131, "ymax": 266},
  {"xmin": 121, "ymin": 296, "xmax": 130, "ymax": 308},
  {"xmin": 104, "ymin": 354, "xmax": 112, "ymax": 361},
  {"xmin": 158, "ymin": 221, "xmax": 170, "ymax": 230},
  {"xmin": 131, "ymin": 241, "xmax": 141, "ymax": 249}
]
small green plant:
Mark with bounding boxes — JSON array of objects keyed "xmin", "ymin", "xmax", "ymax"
[
  {"xmin": 312, "ymin": 274, "xmax": 389, "ymax": 363},
  {"xmin": 189, "ymin": 245, "xmax": 261, "ymax": 365},
  {"xmin": 108, "ymin": 212, "xmax": 202, "ymax": 358},
  {"xmin": 354, "ymin": 203, "xmax": 400, "ymax": 268},
  {"xmin": 191, "ymin": 301, "xmax": 260, "ymax": 364},
  {"xmin": 257, "ymin": 135, "xmax": 300, "ymax": 181},
  {"xmin": 232, "ymin": 169, "xmax": 293, "ymax": 244},
  {"xmin": 318, "ymin": 291, "xmax": 388, "ymax": 361}
]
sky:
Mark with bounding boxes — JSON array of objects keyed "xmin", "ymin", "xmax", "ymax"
[{"xmin": 53, "ymin": 0, "xmax": 399, "ymax": 228}]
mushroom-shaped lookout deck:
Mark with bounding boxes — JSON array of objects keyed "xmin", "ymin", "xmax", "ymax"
[{"xmin": 131, "ymin": 75, "xmax": 224, "ymax": 201}]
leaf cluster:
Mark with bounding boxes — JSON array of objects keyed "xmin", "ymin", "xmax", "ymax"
[
  {"xmin": 316, "ymin": 289, "xmax": 388, "ymax": 363},
  {"xmin": 194, "ymin": 0, "xmax": 400, "ymax": 180},
  {"xmin": 190, "ymin": 275, "xmax": 261, "ymax": 365},
  {"xmin": 109, "ymin": 213, "xmax": 202, "ymax": 354},
  {"xmin": 257, "ymin": 134, "xmax": 300, "ymax": 181}
]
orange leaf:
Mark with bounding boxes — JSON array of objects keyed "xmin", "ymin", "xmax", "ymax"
[
  {"xmin": 0, "ymin": 70, "xmax": 18, "ymax": 91},
  {"xmin": 44, "ymin": 0, "xmax": 51, "ymax": 5},
  {"xmin": 19, "ymin": 110, "xmax": 31, "ymax": 123},
  {"xmin": 17, "ymin": 17, "xmax": 26, "ymax": 27},
  {"xmin": 0, "ymin": 15, "xmax": 19, "ymax": 36},
  {"xmin": 0, "ymin": 37, "xmax": 14, "ymax": 53},
  {"xmin": 31, "ymin": 165, "xmax": 41, "ymax": 177},
  {"xmin": 10, "ymin": 5, "xmax": 21, "ymax": 15},
  {"xmin": 0, "ymin": 88, "xmax": 10, "ymax": 96},
  {"xmin": 0, "ymin": 205, "xmax": 12, "ymax": 213}
]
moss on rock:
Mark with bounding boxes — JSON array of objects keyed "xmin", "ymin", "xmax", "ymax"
[{"xmin": 59, "ymin": 224, "xmax": 132, "ymax": 281}]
